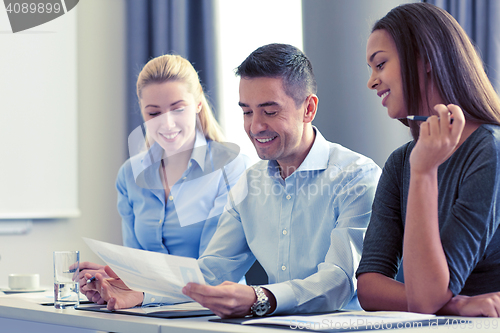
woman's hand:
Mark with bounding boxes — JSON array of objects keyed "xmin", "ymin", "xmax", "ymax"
[
  {"xmin": 410, "ymin": 104, "xmax": 465, "ymax": 175},
  {"xmin": 440, "ymin": 293, "xmax": 500, "ymax": 317},
  {"xmin": 76, "ymin": 261, "xmax": 109, "ymax": 304},
  {"xmin": 86, "ymin": 266, "xmax": 144, "ymax": 310}
]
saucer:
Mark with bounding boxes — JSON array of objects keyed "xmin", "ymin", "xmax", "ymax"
[{"xmin": 0, "ymin": 288, "xmax": 46, "ymax": 294}]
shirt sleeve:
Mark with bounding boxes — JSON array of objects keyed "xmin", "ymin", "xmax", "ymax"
[
  {"xmin": 116, "ymin": 162, "xmax": 141, "ymax": 249},
  {"xmin": 198, "ymin": 154, "xmax": 250, "ymax": 256},
  {"xmin": 267, "ymin": 164, "xmax": 381, "ymax": 314},
  {"xmin": 142, "ymin": 183, "xmax": 255, "ymax": 307},
  {"xmin": 440, "ymin": 140, "xmax": 500, "ymax": 295},
  {"xmin": 197, "ymin": 174, "xmax": 257, "ymax": 285},
  {"xmin": 141, "ymin": 158, "xmax": 253, "ymax": 308},
  {"xmin": 356, "ymin": 149, "xmax": 405, "ymax": 279}
]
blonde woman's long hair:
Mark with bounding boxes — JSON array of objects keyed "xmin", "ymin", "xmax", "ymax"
[{"xmin": 136, "ymin": 54, "xmax": 224, "ymax": 142}]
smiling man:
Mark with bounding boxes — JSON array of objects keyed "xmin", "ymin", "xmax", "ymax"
[
  {"xmin": 180, "ymin": 43, "xmax": 382, "ymax": 317},
  {"xmin": 90, "ymin": 44, "xmax": 381, "ymax": 318}
]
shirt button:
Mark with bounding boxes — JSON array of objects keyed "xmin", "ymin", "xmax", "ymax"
[
  {"xmin": 169, "ymin": 195, "xmax": 174, "ymax": 201},
  {"xmin": 158, "ymin": 219, "xmax": 162, "ymax": 224},
  {"xmin": 182, "ymin": 177, "xmax": 187, "ymax": 180},
  {"xmin": 281, "ymin": 265, "xmax": 286, "ymax": 271},
  {"xmin": 282, "ymin": 229, "xmax": 287, "ymax": 235},
  {"xmin": 286, "ymin": 194, "xmax": 291, "ymax": 200},
  {"xmin": 188, "ymin": 162, "xmax": 192, "ymax": 168},
  {"xmin": 150, "ymin": 297, "xmax": 155, "ymax": 302}
]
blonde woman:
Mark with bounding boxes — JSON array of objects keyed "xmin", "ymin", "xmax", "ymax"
[{"xmin": 78, "ymin": 54, "xmax": 250, "ymax": 304}]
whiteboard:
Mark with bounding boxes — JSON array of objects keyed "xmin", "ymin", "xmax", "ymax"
[{"xmin": 0, "ymin": 6, "xmax": 79, "ymax": 218}]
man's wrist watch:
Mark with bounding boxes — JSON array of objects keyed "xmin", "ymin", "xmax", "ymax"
[{"xmin": 250, "ymin": 285, "xmax": 271, "ymax": 316}]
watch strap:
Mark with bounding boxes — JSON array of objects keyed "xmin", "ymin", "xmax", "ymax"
[{"xmin": 250, "ymin": 285, "xmax": 271, "ymax": 316}]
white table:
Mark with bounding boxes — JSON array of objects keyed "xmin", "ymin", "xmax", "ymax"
[
  {"xmin": 1, "ymin": 293, "xmax": 500, "ymax": 333},
  {"xmin": 0, "ymin": 295, "xmax": 279, "ymax": 333}
]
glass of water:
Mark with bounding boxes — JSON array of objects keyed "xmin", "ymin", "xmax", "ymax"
[{"xmin": 53, "ymin": 251, "xmax": 80, "ymax": 309}]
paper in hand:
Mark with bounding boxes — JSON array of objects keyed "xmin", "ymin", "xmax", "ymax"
[{"xmin": 83, "ymin": 238, "xmax": 206, "ymax": 303}]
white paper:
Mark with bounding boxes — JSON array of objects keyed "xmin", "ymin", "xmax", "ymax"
[
  {"xmin": 83, "ymin": 238, "xmax": 206, "ymax": 303},
  {"xmin": 243, "ymin": 311, "xmax": 437, "ymax": 331},
  {"xmin": 125, "ymin": 301, "xmax": 210, "ymax": 315}
]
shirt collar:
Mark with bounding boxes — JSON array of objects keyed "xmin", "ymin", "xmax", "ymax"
[
  {"xmin": 190, "ymin": 130, "xmax": 208, "ymax": 172},
  {"xmin": 267, "ymin": 126, "xmax": 329, "ymax": 178},
  {"xmin": 297, "ymin": 127, "xmax": 329, "ymax": 171}
]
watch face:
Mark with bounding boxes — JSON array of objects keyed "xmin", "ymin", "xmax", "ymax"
[{"xmin": 254, "ymin": 302, "xmax": 270, "ymax": 316}]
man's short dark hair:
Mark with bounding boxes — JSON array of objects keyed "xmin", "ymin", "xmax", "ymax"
[{"xmin": 236, "ymin": 43, "xmax": 317, "ymax": 106}]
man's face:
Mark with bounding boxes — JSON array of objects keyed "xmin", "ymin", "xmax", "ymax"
[{"xmin": 239, "ymin": 77, "xmax": 307, "ymax": 168}]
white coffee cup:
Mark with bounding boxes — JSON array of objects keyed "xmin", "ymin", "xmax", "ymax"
[{"xmin": 8, "ymin": 273, "xmax": 40, "ymax": 290}]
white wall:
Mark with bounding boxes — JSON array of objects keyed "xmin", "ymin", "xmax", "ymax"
[
  {"xmin": 0, "ymin": 0, "xmax": 126, "ymax": 288},
  {"xmin": 0, "ymin": 6, "xmax": 79, "ymax": 220}
]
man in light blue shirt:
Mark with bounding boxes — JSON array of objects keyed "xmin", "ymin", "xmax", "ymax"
[
  {"xmin": 182, "ymin": 43, "xmax": 381, "ymax": 317},
  {"xmin": 90, "ymin": 43, "xmax": 381, "ymax": 317}
]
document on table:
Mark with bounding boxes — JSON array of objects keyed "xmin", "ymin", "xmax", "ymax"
[
  {"xmin": 76, "ymin": 301, "xmax": 213, "ymax": 318},
  {"xmin": 0, "ymin": 289, "xmax": 92, "ymax": 305},
  {"xmin": 83, "ymin": 238, "xmax": 205, "ymax": 303},
  {"xmin": 242, "ymin": 311, "xmax": 438, "ymax": 331},
  {"xmin": 0, "ymin": 290, "xmax": 53, "ymax": 304}
]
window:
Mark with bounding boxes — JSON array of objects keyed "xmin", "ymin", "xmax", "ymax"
[{"xmin": 216, "ymin": 0, "xmax": 303, "ymax": 164}]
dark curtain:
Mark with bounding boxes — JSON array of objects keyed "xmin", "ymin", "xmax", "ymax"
[
  {"xmin": 125, "ymin": 0, "xmax": 220, "ymax": 138},
  {"xmin": 424, "ymin": 0, "xmax": 500, "ymax": 93}
]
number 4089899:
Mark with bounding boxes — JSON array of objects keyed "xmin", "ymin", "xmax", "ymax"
[{"xmin": 6, "ymin": 2, "xmax": 62, "ymax": 14}]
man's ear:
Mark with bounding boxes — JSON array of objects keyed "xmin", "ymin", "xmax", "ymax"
[{"xmin": 303, "ymin": 94, "xmax": 318, "ymax": 123}]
